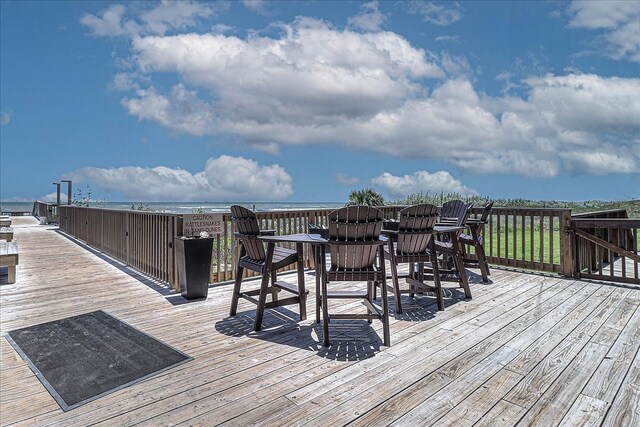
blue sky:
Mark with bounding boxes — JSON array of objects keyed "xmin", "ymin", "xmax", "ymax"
[{"xmin": 1, "ymin": 0, "xmax": 639, "ymax": 203}]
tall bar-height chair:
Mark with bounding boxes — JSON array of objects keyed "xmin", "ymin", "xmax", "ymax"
[
  {"xmin": 383, "ymin": 204, "xmax": 442, "ymax": 313},
  {"xmin": 438, "ymin": 199, "xmax": 468, "ymax": 224},
  {"xmin": 229, "ymin": 205, "xmax": 307, "ymax": 331},
  {"xmin": 319, "ymin": 206, "xmax": 390, "ymax": 347},
  {"xmin": 425, "ymin": 202, "xmax": 473, "ymax": 300},
  {"xmin": 459, "ymin": 202, "xmax": 494, "ymax": 282}
]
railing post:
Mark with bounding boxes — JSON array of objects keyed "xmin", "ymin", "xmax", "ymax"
[
  {"xmin": 126, "ymin": 212, "xmax": 130, "ymax": 266},
  {"xmin": 560, "ymin": 210, "xmax": 574, "ymax": 277}
]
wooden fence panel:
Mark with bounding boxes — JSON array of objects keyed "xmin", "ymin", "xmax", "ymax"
[
  {"xmin": 571, "ymin": 214, "xmax": 639, "ymax": 285},
  {"xmin": 51, "ymin": 206, "xmax": 604, "ymax": 286},
  {"xmin": 481, "ymin": 208, "xmax": 570, "ymax": 273}
]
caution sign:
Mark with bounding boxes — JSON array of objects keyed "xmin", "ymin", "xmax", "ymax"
[{"xmin": 182, "ymin": 213, "xmax": 224, "ymax": 237}]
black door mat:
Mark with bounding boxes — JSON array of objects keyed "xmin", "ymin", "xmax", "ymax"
[{"xmin": 5, "ymin": 310, "xmax": 191, "ymax": 411}]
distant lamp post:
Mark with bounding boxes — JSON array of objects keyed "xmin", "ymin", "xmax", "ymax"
[
  {"xmin": 52, "ymin": 182, "xmax": 61, "ymax": 206},
  {"xmin": 61, "ymin": 180, "xmax": 72, "ymax": 205}
]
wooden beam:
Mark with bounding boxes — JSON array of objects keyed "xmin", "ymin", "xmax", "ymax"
[{"xmin": 575, "ymin": 229, "xmax": 640, "ymax": 263}]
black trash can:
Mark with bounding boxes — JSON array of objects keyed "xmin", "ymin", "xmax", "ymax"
[{"xmin": 175, "ymin": 236, "xmax": 214, "ymax": 299}]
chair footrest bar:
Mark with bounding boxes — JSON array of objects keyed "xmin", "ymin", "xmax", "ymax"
[
  {"xmin": 274, "ymin": 280, "xmax": 308, "ymax": 295},
  {"xmin": 405, "ymin": 277, "xmax": 437, "ymax": 292},
  {"xmin": 362, "ymin": 299, "xmax": 382, "ymax": 316},
  {"xmin": 241, "ymin": 286, "xmax": 282, "ymax": 298},
  {"xmin": 420, "ymin": 274, "xmax": 460, "ymax": 283},
  {"xmin": 329, "ymin": 313, "xmax": 381, "ymax": 320},
  {"xmin": 239, "ymin": 294, "xmax": 260, "ymax": 305},
  {"xmin": 326, "ymin": 291, "xmax": 368, "ymax": 299},
  {"xmin": 264, "ymin": 296, "xmax": 303, "ymax": 309}
]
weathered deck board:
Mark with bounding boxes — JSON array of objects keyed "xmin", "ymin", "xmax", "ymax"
[{"xmin": 1, "ymin": 216, "xmax": 638, "ymax": 426}]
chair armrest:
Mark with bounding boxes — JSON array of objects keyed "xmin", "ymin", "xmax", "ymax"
[{"xmin": 259, "ymin": 229, "xmax": 276, "ymax": 236}]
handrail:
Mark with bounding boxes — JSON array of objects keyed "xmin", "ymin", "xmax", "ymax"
[
  {"xmin": 49, "ymin": 204, "xmax": 640, "ymax": 289},
  {"xmin": 571, "ymin": 209, "xmax": 628, "ymax": 219},
  {"xmin": 58, "ymin": 206, "xmax": 179, "ymax": 288},
  {"xmin": 573, "ymin": 218, "xmax": 640, "ymax": 228},
  {"xmin": 569, "ymin": 210, "xmax": 639, "ymax": 284}
]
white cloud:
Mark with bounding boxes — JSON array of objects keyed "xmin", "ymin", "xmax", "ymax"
[
  {"xmin": 62, "ymin": 156, "xmax": 293, "ymax": 201},
  {"xmin": 560, "ymin": 148, "xmax": 639, "ymax": 175},
  {"xmin": 406, "ymin": 1, "xmax": 464, "ymax": 26},
  {"xmin": 41, "ymin": 192, "xmax": 68, "ymax": 203},
  {"xmin": 104, "ymin": 16, "xmax": 639, "ymax": 177},
  {"xmin": 568, "ymin": 1, "xmax": 640, "ymax": 62},
  {"xmin": 1, "ymin": 110, "xmax": 12, "ymax": 126},
  {"xmin": 348, "ymin": 1, "xmax": 387, "ymax": 32},
  {"xmin": 435, "ymin": 35, "xmax": 460, "ymax": 43},
  {"xmin": 110, "ymin": 72, "xmax": 144, "ymax": 91},
  {"xmin": 80, "ymin": 4, "xmax": 134, "ymax": 37},
  {"xmin": 80, "ymin": 1, "xmax": 214, "ymax": 37},
  {"xmin": 372, "ymin": 171, "xmax": 477, "ymax": 197},
  {"xmin": 122, "ymin": 85, "xmax": 214, "ymax": 136},
  {"xmin": 123, "ymin": 17, "xmax": 443, "ymax": 145},
  {"xmin": 438, "ymin": 51, "xmax": 472, "ymax": 77},
  {"xmin": 211, "ymin": 23, "xmax": 233, "ymax": 35},
  {"xmin": 139, "ymin": 0, "xmax": 214, "ymax": 36},
  {"xmin": 336, "ymin": 173, "xmax": 360, "ymax": 185},
  {"xmin": 242, "ymin": 0, "xmax": 268, "ymax": 15}
]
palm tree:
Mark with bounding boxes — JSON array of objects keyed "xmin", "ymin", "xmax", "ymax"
[{"xmin": 347, "ymin": 188, "xmax": 385, "ymax": 206}]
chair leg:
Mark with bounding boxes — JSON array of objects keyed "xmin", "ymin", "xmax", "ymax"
[
  {"xmin": 322, "ymin": 273, "xmax": 330, "ymax": 347},
  {"xmin": 254, "ymin": 243, "xmax": 275, "ymax": 331},
  {"xmin": 431, "ymin": 252, "xmax": 445, "ymax": 311},
  {"xmin": 476, "ymin": 241, "xmax": 490, "ymax": 282},
  {"xmin": 296, "ymin": 243, "xmax": 307, "ymax": 321},
  {"xmin": 451, "ymin": 237, "xmax": 472, "ymax": 298},
  {"xmin": 271, "ymin": 270, "xmax": 278, "ymax": 302},
  {"xmin": 366, "ymin": 281, "xmax": 374, "ymax": 324},
  {"xmin": 378, "ymin": 249, "xmax": 390, "ymax": 347},
  {"xmin": 389, "ymin": 259, "xmax": 402, "ymax": 314},
  {"xmin": 230, "ymin": 264, "xmax": 244, "ymax": 316},
  {"xmin": 254, "ymin": 272, "xmax": 271, "ymax": 331},
  {"xmin": 316, "ymin": 244, "xmax": 325, "ymax": 323},
  {"xmin": 387, "ymin": 240, "xmax": 402, "ymax": 313}
]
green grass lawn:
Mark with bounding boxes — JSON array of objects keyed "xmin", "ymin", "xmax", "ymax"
[{"xmin": 484, "ymin": 224, "xmax": 561, "ymax": 264}]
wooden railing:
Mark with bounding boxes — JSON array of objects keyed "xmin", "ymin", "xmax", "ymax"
[
  {"xmin": 58, "ymin": 206, "xmax": 179, "ymax": 287},
  {"xmin": 52, "ymin": 204, "xmax": 640, "ymax": 292},
  {"xmin": 476, "ymin": 207, "xmax": 573, "ymax": 275},
  {"xmin": 209, "ymin": 206, "xmax": 573, "ymax": 281},
  {"xmin": 32, "ymin": 201, "xmax": 57, "ymax": 224},
  {"xmin": 570, "ymin": 210, "xmax": 639, "ymax": 284}
]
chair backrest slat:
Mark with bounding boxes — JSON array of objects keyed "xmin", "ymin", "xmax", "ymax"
[
  {"xmin": 440, "ymin": 200, "xmax": 467, "ymax": 221},
  {"xmin": 396, "ymin": 204, "xmax": 438, "ymax": 255},
  {"xmin": 328, "ymin": 206, "xmax": 383, "ymax": 270},
  {"xmin": 480, "ymin": 201, "xmax": 494, "ymax": 222},
  {"xmin": 440, "ymin": 200, "xmax": 474, "ymax": 227},
  {"xmin": 230, "ymin": 205, "xmax": 266, "ymax": 262}
]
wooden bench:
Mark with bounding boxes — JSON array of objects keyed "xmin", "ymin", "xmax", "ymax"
[
  {"xmin": 0, "ymin": 241, "xmax": 19, "ymax": 284},
  {"xmin": 0, "ymin": 216, "xmax": 11, "ymax": 227},
  {"xmin": 0, "ymin": 227, "xmax": 14, "ymax": 242}
]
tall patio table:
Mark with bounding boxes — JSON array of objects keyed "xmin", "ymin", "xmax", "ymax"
[
  {"xmin": 383, "ymin": 225, "xmax": 471, "ymax": 300},
  {"xmin": 258, "ymin": 233, "xmax": 328, "ymax": 325}
]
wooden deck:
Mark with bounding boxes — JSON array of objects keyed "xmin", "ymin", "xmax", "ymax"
[{"xmin": 1, "ymin": 216, "xmax": 639, "ymax": 426}]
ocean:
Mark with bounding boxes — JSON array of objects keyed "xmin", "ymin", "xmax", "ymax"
[{"xmin": 0, "ymin": 201, "xmax": 345, "ymax": 214}]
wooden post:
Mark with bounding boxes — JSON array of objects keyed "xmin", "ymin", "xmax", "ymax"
[
  {"xmin": 172, "ymin": 215, "xmax": 182, "ymax": 291},
  {"xmin": 560, "ymin": 210, "xmax": 574, "ymax": 277}
]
